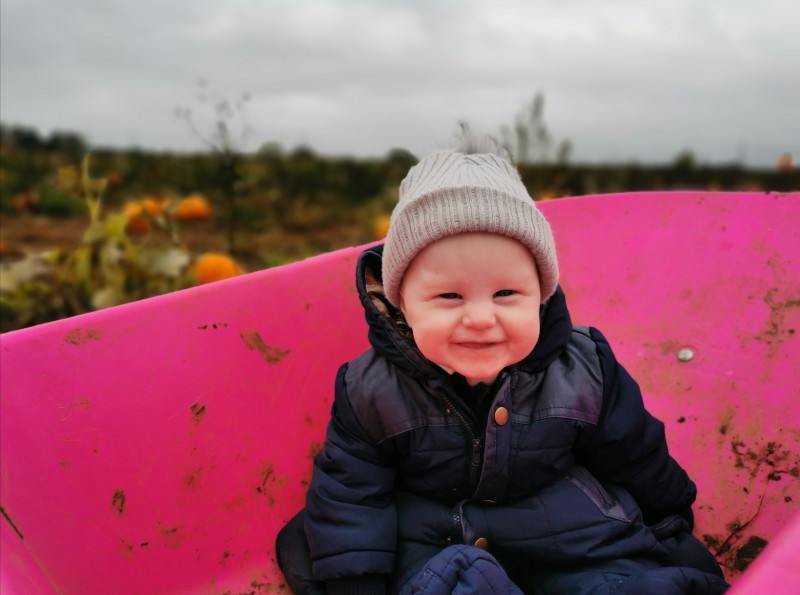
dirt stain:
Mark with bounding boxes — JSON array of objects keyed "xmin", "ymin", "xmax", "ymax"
[
  {"xmin": 64, "ymin": 328, "xmax": 102, "ymax": 345},
  {"xmin": 120, "ymin": 537, "xmax": 137, "ymax": 559},
  {"xmin": 198, "ymin": 322, "xmax": 228, "ymax": 330},
  {"xmin": 734, "ymin": 536, "xmax": 768, "ymax": 571},
  {"xmin": 256, "ymin": 464, "xmax": 274, "ymax": 495},
  {"xmin": 184, "ymin": 466, "xmax": 204, "ymax": 489},
  {"xmin": 235, "ymin": 577, "xmax": 285, "ymax": 594},
  {"xmin": 255, "ymin": 463, "xmax": 289, "ymax": 505},
  {"xmin": 655, "ymin": 339, "xmax": 682, "ymax": 356},
  {"xmin": 111, "ymin": 489, "xmax": 128, "ymax": 518},
  {"xmin": 718, "ymin": 406, "xmax": 736, "ymax": 436},
  {"xmin": 756, "ymin": 286, "xmax": 800, "ymax": 357},
  {"xmin": 705, "ymin": 528, "xmax": 770, "ymax": 574},
  {"xmin": 702, "ymin": 534, "xmax": 720, "ymax": 551},
  {"xmin": 240, "ymin": 330, "xmax": 291, "ymax": 364},
  {"xmin": 730, "ymin": 439, "xmax": 797, "ymax": 478},
  {"xmin": 159, "ymin": 523, "xmax": 185, "ymax": 550},
  {"xmin": 308, "ymin": 442, "xmax": 323, "ymax": 459},
  {"xmin": 190, "ymin": 402, "xmax": 207, "ymax": 425}
]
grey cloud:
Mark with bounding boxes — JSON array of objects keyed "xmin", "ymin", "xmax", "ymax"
[{"xmin": 1, "ymin": 0, "xmax": 797, "ymax": 165}]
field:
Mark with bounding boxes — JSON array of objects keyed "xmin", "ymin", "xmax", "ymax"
[
  {"xmin": 0, "ymin": 210, "xmax": 371, "ymax": 274},
  {"xmin": 1, "ymin": 146, "xmax": 796, "ymax": 333}
]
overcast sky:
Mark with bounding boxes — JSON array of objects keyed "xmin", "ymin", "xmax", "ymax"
[{"xmin": 1, "ymin": 0, "xmax": 798, "ymax": 165}]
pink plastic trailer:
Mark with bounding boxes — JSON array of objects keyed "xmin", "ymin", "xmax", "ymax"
[{"xmin": 1, "ymin": 191, "xmax": 798, "ymax": 594}]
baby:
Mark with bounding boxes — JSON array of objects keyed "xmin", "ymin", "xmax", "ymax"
[{"xmin": 276, "ymin": 133, "xmax": 728, "ymax": 594}]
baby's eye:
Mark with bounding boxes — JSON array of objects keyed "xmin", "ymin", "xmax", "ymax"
[
  {"xmin": 494, "ymin": 289, "xmax": 515, "ymax": 297},
  {"xmin": 439, "ymin": 293, "xmax": 460, "ymax": 300}
]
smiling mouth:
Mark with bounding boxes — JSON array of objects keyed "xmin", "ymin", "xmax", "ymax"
[{"xmin": 456, "ymin": 342, "xmax": 500, "ymax": 349}]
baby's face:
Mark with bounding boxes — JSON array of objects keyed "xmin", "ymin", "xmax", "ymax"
[{"xmin": 399, "ymin": 232, "xmax": 541, "ymax": 386}]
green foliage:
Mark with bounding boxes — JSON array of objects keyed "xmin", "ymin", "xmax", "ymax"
[
  {"xmin": 256, "ymin": 141, "xmax": 284, "ymax": 157},
  {"xmin": 1, "ymin": 157, "xmax": 198, "ymax": 332},
  {"xmin": 672, "ymin": 150, "xmax": 697, "ymax": 171},
  {"xmin": 231, "ymin": 203, "xmax": 265, "ymax": 230},
  {"xmin": 385, "ymin": 147, "xmax": 418, "ymax": 165},
  {"xmin": 39, "ymin": 191, "xmax": 88, "ymax": 217},
  {"xmin": 0, "ymin": 122, "xmax": 86, "ymax": 155}
]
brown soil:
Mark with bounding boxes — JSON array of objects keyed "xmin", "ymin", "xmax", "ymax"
[
  {"xmin": 1, "ymin": 213, "xmax": 89, "ymax": 257},
  {"xmin": 0, "ymin": 212, "xmax": 371, "ymax": 273}
]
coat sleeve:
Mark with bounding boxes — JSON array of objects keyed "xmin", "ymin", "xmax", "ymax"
[
  {"xmin": 575, "ymin": 327, "xmax": 697, "ymax": 524},
  {"xmin": 305, "ymin": 363, "xmax": 398, "ymax": 581}
]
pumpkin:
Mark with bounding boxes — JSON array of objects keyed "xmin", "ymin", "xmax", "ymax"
[
  {"xmin": 371, "ymin": 215, "xmax": 392, "ymax": 239},
  {"xmin": 124, "ymin": 215, "xmax": 150, "ymax": 236},
  {"xmin": 192, "ymin": 253, "xmax": 244, "ymax": 284},
  {"xmin": 173, "ymin": 194, "xmax": 213, "ymax": 220},
  {"xmin": 123, "ymin": 201, "xmax": 144, "ymax": 218},
  {"xmin": 141, "ymin": 196, "xmax": 171, "ymax": 216}
]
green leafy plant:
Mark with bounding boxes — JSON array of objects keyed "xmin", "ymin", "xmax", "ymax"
[{"xmin": 0, "ymin": 157, "xmax": 214, "ymax": 331}]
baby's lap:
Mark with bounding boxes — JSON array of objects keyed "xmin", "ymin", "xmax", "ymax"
[
  {"xmin": 395, "ymin": 544, "xmax": 523, "ymax": 595},
  {"xmin": 275, "ymin": 513, "xmax": 726, "ymax": 594},
  {"xmin": 395, "ymin": 544, "xmax": 728, "ymax": 595},
  {"xmin": 541, "ymin": 566, "xmax": 729, "ymax": 595}
]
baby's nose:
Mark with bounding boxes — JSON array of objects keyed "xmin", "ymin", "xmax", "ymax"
[{"xmin": 463, "ymin": 302, "xmax": 496, "ymax": 328}]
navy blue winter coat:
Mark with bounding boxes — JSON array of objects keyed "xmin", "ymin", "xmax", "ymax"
[{"xmin": 304, "ymin": 245, "xmax": 723, "ymax": 593}]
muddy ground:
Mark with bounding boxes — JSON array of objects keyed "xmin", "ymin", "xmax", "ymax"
[{"xmin": 0, "ymin": 212, "xmax": 371, "ymax": 273}]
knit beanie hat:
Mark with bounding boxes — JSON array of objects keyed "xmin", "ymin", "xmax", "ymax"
[{"xmin": 382, "ymin": 134, "xmax": 558, "ymax": 306}]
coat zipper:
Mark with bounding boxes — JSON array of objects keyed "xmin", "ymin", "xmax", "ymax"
[
  {"xmin": 470, "ymin": 438, "xmax": 482, "ymax": 487},
  {"xmin": 439, "ymin": 371, "xmax": 507, "ymax": 492},
  {"xmin": 441, "ymin": 393, "xmax": 482, "ymax": 490}
]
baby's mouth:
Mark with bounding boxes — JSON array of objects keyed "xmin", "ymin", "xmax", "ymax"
[{"xmin": 456, "ymin": 342, "xmax": 500, "ymax": 349}]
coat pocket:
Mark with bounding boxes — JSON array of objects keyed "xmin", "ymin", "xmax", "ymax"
[{"xmin": 564, "ymin": 465, "xmax": 629, "ymax": 522}]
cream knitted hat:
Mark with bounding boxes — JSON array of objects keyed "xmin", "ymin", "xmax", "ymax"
[{"xmin": 382, "ymin": 134, "xmax": 558, "ymax": 306}]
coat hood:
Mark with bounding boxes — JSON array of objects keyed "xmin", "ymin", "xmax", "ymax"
[{"xmin": 354, "ymin": 244, "xmax": 573, "ymax": 381}]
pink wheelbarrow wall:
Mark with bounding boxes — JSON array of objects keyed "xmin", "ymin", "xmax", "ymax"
[{"xmin": 1, "ymin": 191, "xmax": 798, "ymax": 594}]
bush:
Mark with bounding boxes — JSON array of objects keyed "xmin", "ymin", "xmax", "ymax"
[
  {"xmin": 39, "ymin": 191, "xmax": 88, "ymax": 217},
  {"xmin": 0, "ymin": 156, "xmax": 244, "ymax": 332}
]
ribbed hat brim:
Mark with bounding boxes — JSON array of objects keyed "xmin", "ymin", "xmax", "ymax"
[{"xmin": 383, "ymin": 186, "xmax": 558, "ymax": 306}]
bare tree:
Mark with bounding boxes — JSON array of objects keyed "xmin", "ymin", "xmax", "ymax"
[
  {"xmin": 501, "ymin": 93, "xmax": 567, "ymax": 165},
  {"xmin": 176, "ymin": 80, "xmax": 252, "ymax": 253}
]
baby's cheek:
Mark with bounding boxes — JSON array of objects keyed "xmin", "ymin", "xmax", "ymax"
[{"xmin": 409, "ymin": 334, "xmax": 441, "ymax": 362}]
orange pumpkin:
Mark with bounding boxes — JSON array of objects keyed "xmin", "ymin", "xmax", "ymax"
[
  {"xmin": 11, "ymin": 193, "xmax": 38, "ymax": 212},
  {"xmin": 192, "ymin": 253, "xmax": 244, "ymax": 285},
  {"xmin": 141, "ymin": 196, "xmax": 171, "ymax": 216},
  {"xmin": 125, "ymin": 216, "xmax": 151, "ymax": 236},
  {"xmin": 537, "ymin": 189, "xmax": 559, "ymax": 202},
  {"xmin": 371, "ymin": 215, "xmax": 392, "ymax": 239},
  {"xmin": 173, "ymin": 195, "xmax": 213, "ymax": 220},
  {"xmin": 123, "ymin": 201, "xmax": 144, "ymax": 218}
]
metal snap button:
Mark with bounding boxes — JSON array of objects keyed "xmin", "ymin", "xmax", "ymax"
[{"xmin": 494, "ymin": 406, "xmax": 509, "ymax": 426}]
